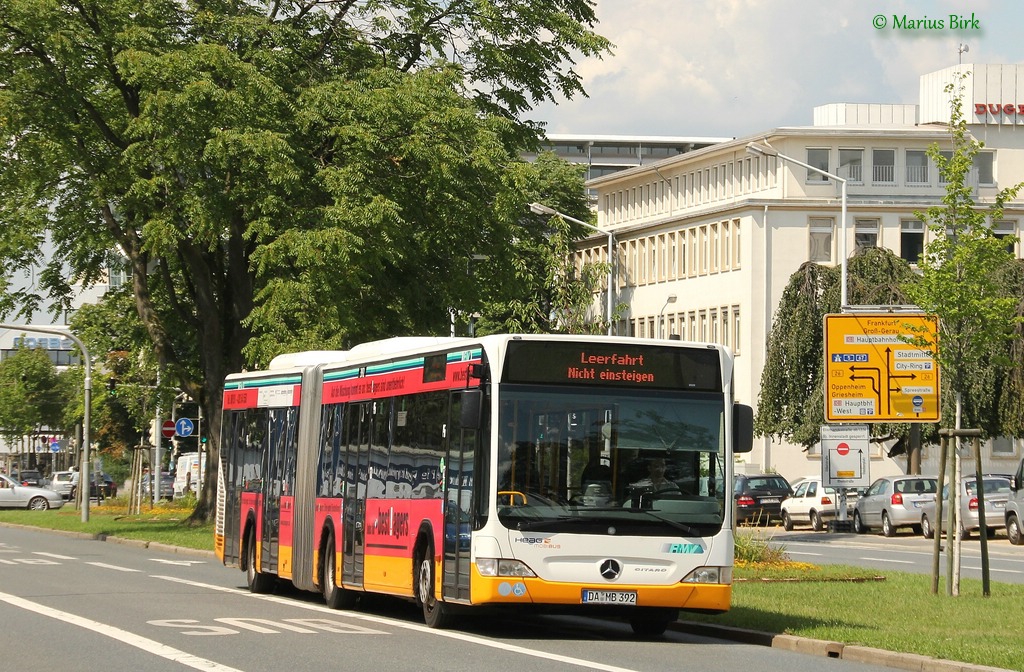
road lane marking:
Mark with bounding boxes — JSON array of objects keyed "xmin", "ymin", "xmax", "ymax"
[
  {"xmin": 783, "ymin": 551, "xmax": 822, "ymax": 557},
  {"xmin": 151, "ymin": 559, "xmax": 206, "ymax": 566},
  {"xmin": 87, "ymin": 562, "xmax": 141, "ymax": 572},
  {"xmin": 0, "ymin": 590, "xmax": 244, "ymax": 672},
  {"xmin": 861, "ymin": 557, "xmax": 913, "ymax": 564},
  {"xmin": 155, "ymin": 575, "xmax": 642, "ymax": 672},
  {"xmin": 963, "ymin": 565, "xmax": 1023, "ymax": 574},
  {"xmin": 34, "ymin": 552, "xmax": 77, "ymax": 560}
]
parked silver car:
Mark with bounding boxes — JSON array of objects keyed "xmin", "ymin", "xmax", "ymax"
[
  {"xmin": 853, "ymin": 475, "xmax": 938, "ymax": 537},
  {"xmin": 0, "ymin": 473, "xmax": 65, "ymax": 510},
  {"xmin": 919, "ymin": 474, "xmax": 1012, "ymax": 540}
]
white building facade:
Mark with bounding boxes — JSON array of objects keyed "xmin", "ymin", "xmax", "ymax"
[{"xmin": 580, "ymin": 64, "xmax": 1024, "ymax": 484}]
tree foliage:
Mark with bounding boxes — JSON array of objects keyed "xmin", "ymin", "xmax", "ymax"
[
  {"xmin": 904, "ymin": 77, "xmax": 1024, "ymax": 434},
  {"xmin": 0, "ymin": 346, "xmax": 68, "ymax": 447},
  {"xmin": 0, "ymin": 1, "xmax": 611, "ymax": 520}
]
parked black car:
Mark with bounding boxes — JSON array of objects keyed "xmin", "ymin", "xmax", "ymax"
[
  {"xmin": 734, "ymin": 474, "xmax": 792, "ymax": 525},
  {"xmin": 16, "ymin": 469, "xmax": 44, "ymax": 487}
]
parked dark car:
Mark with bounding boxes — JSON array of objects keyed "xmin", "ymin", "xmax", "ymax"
[
  {"xmin": 734, "ymin": 474, "xmax": 792, "ymax": 525},
  {"xmin": 17, "ymin": 469, "xmax": 44, "ymax": 487}
]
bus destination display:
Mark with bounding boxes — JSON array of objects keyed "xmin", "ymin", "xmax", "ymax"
[{"xmin": 503, "ymin": 341, "xmax": 721, "ymax": 392}]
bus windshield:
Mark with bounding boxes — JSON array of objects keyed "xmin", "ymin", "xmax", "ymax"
[{"xmin": 496, "ymin": 385, "xmax": 726, "ymax": 536}]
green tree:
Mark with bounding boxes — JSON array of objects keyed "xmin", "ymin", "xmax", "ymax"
[
  {"xmin": 0, "ymin": 347, "xmax": 68, "ymax": 466},
  {"xmin": 0, "ymin": 1, "xmax": 610, "ymax": 520},
  {"xmin": 904, "ymin": 79, "xmax": 1023, "ymax": 435},
  {"xmin": 475, "ymin": 152, "xmax": 612, "ymax": 335}
]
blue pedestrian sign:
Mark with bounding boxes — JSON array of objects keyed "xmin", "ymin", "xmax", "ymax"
[
  {"xmin": 176, "ymin": 417, "xmax": 195, "ymax": 438},
  {"xmin": 50, "ymin": 440, "xmax": 61, "ymax": 453}
]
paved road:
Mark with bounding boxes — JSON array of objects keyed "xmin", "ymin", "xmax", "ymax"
[{"xmin": 758, "ymin": 526, "xmax": 1024, "ymax": 584}]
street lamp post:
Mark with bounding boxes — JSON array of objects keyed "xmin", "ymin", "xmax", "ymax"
[
  {"xmin": 0, "ymin": 324, "xmax": 92, "ymax": 522},
  {"xmin": 529, "ymin": 202, "xmax": 615, "ymax": 335},
  {"xmin": 659, "ymin": 294, "xmax": 677, "ymax": 339},
  {"xmin": 746, "ymin": 142, "xmax": 849, "ymax": 309}
]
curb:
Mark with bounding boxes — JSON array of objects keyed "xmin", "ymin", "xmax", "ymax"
[{"xmin": 673, "ymin": 621, "xmax": 1014, "ymax": 672}]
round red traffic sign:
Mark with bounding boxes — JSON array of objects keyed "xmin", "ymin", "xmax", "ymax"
[
  {"xmin": 836, "ymin": 442, "xmax": 850, "ymax": 456},
  {"xmin": 161, "ymin": 419, "xmax": 176, "ymax": 439}
]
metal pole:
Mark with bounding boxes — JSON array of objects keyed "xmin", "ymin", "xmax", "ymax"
[
  {"xmin": 973, "ymin": 435, "xmax": 990, "ymax": 596},
  {"xmin": 931, "ymin": 433, "xmax": 948, "ymax": 594},
  {"xmin": 0, "ymin": 324, "xmax": 92, "ymax": 522}
]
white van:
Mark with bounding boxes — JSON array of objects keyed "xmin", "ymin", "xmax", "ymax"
[{"xmin": 173, "ymin": 453, "xmax": 205, "ymax": 498}]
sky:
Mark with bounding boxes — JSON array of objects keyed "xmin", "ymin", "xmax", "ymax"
[{"xmin": 531, "ymin": 0, "xmax": 1024, "ymax": 139}]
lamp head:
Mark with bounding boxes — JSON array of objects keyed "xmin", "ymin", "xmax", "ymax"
[
  {"xmin": 529, "ymin": 202, "xmax": 558, "ymax": 216},
  {"xmin": 745, "ymin": 142, "xmax": 778, "ymax": 158}
]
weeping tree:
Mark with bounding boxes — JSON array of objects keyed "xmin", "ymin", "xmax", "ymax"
[{"xmin": 755, "ymin": 247, "xmax": 926, "ymax": 451}]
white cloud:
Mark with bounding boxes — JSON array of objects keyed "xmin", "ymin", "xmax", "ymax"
[{"xmin": 531, "ymin": 0, "xmax": 1024, "ymax": 138}]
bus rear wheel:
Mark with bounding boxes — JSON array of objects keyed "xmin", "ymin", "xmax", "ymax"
[
  {"xmin": 322, "ymin": 533, "xmax": 357, "ymax": 609},
  {"xmin": 245, "ymin": 532, "xmax": 274, "ymax": 594},
  {"xmin": 417, "ymin": 540, "xmax": 453, "ymax": 629}
]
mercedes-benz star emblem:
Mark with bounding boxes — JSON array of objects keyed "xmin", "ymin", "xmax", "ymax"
[{"xmin": 599, "ymin": 558, "xmax": 621, "ymax": 581}]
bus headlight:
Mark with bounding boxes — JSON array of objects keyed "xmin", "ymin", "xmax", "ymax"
[
  {"xmin": 682, "ymin": 566, "xmax": 731, "ymax": 584},
  {"xmin": 476, "ymin": 558, "xmax": 537, "ymax": 577}
]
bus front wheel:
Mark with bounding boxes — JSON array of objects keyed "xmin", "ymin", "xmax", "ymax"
[{"xmin": 417, "ymin": 540, "xmax": 453, "ymax": 629}]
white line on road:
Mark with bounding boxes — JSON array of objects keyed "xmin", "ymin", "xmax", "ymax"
[
  {"xmin": 86, "ymin": 562, "xmax": 141, "ymax": 572},
  {"xmin": 0, "ymin": 590, "xmax": 244, "ymax": 672},
  {"xmin": 155, "ymin": 575, "xmax": 642, "ymax": 672},
  {"xmin": 963, "ymin": 565, "xmax": 1023, "ymax": 574},
  {"xmin": 784, "ymin": 551, "xmax": 822, "ymax": 557},
  {"xmin": 34, "ymin": 552, "xmax": 77, "ymax": 560},
  {"xmin": 861, "ymin": 557, "xmax": 914, "ymax": 564}
]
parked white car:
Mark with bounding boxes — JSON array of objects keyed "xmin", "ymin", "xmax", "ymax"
[
  {"xmin": 49, "ymin": 470, "xmax": 76, "ymax": 500},
  {"xmin": 780, "ymin": 477, "xmax": 854, "ymax": 531}
]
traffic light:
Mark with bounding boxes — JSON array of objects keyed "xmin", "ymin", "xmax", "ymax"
[
  {"xmin": 200, "ymin": 434, "xmax": 208, "ymax": 445},
  {"xmin": 107, "ymin": 378, "xmax": 116, "ymax": 395}
]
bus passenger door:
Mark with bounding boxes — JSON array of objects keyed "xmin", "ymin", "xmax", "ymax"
[
  {"xmin": 342, "ymin": 402, "xmax": 370, "ymax": 588},
  {"xmin": 442, "ymin": 391, "xmax": 479, "ymax": 602},
  {"xmin": 261, "ymin": 409, "xmax": 285, "ymax": 575}
]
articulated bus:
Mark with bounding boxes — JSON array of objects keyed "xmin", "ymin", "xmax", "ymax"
[{"xmin": 216, "ymin": 334, "xmax": 753, "ymax": 636}]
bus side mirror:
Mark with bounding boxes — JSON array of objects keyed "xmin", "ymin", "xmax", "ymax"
[
  {"xmin": 460, "ymin": 390, "xmax": 483, "ymax": 430},
  {"xmin": 733, "ymin": 404, "xmax": 753, "ymax": 454}
]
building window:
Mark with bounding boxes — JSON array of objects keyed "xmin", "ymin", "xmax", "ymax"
[
  {"xmin": 732, "ymin": 307, "xmax": 741, "ymax": 355},
  {"xmin": 710, "ymin": 223, "xmax": 720, "ymax": 273},
  {"xmin": 722, "ymin": 221, "xmax": 732, "ymax": 269},
  {"xmin": 975, "ymin": 152, "xmax": 995, "ymax": 186},
  {"xmin": 992, "ymin": 436, "xmax": 1016, "ymax": 456},
  {"xmin": 901, "ymin": 220, "xmax": 925, "ymax": 264},
  {"xmin": 938, "ymin": 150, "xmax": 953, "ymax": 185},
  {"xmin": 733, "ymin": 219, "xmax": 741, "ymax": 269},
  {"xmin": 806, "ymin": 148, "xmax": 830, "ymax": 182},
  {"xmin": 873, "ymin": 149, "xmax": 895, "ymax": 184},
  {"xmin": 906, "ymin": 150, "xmax": 929, "ymax": 184},
  {"xmin": 994, "ymin": 220, "xmax": 1017, "ymax": 256},
  {"xmin": 809, "ymin": 217, "xmax": 834, "ymax": 263},
  {"xmin": 839, "ymin": 148, "xmax": 863, "ymax": 183},
  {"xmin": 855, "ymin": 219, "xmax": 879, "ymax": 251},
  {"xmin": 699, "ymin": 310, "xmax": 708, "ymax": 341}
]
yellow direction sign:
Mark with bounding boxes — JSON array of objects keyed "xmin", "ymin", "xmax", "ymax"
[{"xmin": 824, "ymin": 313, "xmax": 940, "ymax": 423}]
